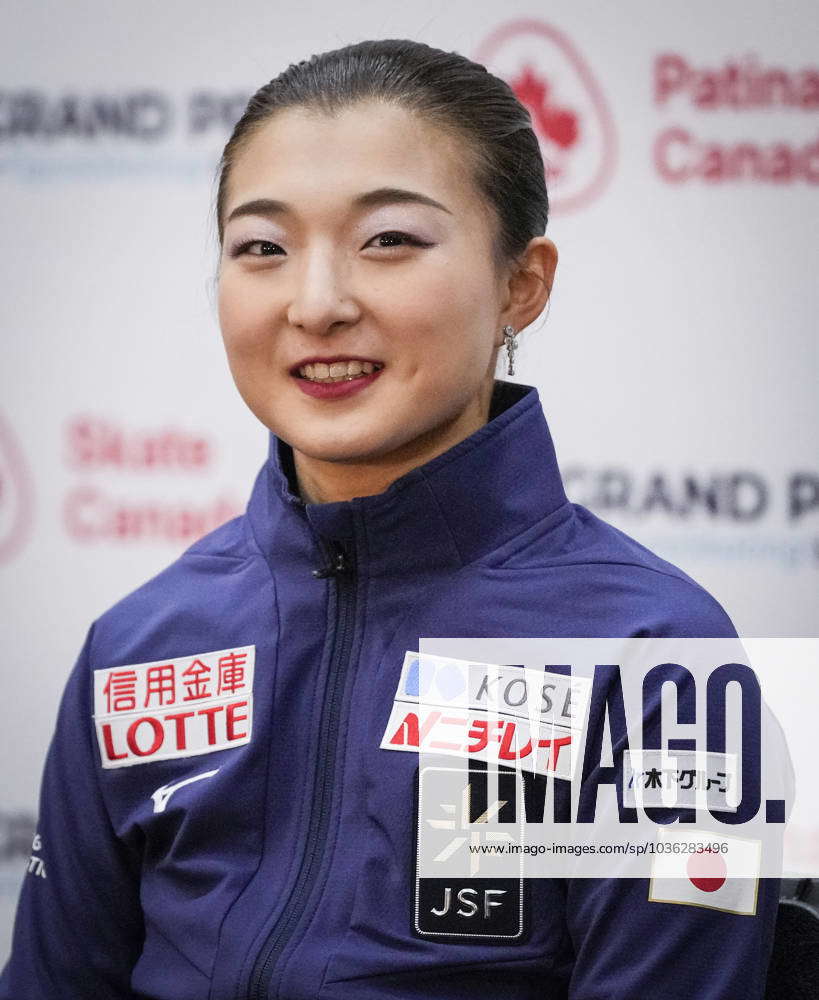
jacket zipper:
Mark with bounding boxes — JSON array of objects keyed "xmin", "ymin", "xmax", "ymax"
[{"xmin": 247, "ymin": 536, "xmax": 357, "ymax": 1000}]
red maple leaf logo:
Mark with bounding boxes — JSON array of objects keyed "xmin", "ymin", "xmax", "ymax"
[{"xmin": 511, "ymin": 65, "xmax": 579, "ymax": 150}]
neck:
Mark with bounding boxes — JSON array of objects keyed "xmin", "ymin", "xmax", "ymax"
[{"xmin": 293, "ymin": 386, "xmax": 494, "ymax": 504}]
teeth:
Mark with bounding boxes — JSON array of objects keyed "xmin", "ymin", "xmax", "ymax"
[{"xmin": 298, "ymin": 360, "xmax": 382, "ymax": 383}]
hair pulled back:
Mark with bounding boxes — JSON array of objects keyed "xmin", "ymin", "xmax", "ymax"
[{"xmin": 215, "ymin": 38, "xmax": 549, "ymax": 270}]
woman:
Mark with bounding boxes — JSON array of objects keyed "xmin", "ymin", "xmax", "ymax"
[{"xmin": 1, "ymin": 39, "xmax": 777, "ymax": 999}]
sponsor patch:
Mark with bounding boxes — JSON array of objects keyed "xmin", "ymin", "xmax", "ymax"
[
  {"xmin": 413, "ymin": 765, "xmax": 527, "ymax": 942},
  {"xmin": 93, "ymin": 645, "xmax": 254, "ymax": 769},
  {"xmin": 648, "ymin": 827, "xmax": 760, "ymax": 915},
  {"xmin": 381, "ymin": 652, "xmax": 589, "ymax": 779},
  {"xmin": 623, "ymin": 749, "xmax": 739, "ymax": 812}
]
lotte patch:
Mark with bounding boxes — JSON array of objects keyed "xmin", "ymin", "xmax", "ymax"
[{"xmin": 93, "ymin": 645, "xmax": 255, "ymax": 768}]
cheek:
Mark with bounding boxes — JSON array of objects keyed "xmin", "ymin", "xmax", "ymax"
[
  {"xmin": 217, "ymin": 277, "xmax": 275, "ymax": 356},
  {"xmin": 403, "ymin": 263, "xmax": 499, "ymax": 370},
  {"xmin": 385, "ymin": 257, "xmax": 495, "ymax": 331}
]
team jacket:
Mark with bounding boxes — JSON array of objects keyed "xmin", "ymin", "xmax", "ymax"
[{"xmin": 1, "ymin": 381, "xmax": 778, "ymax": 999}]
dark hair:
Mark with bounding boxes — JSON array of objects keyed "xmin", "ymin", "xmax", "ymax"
[{"xmin": 214, "ymin": 38, "xmax": 548, "ymax": 271}]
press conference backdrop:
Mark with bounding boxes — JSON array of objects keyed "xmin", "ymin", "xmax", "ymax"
[{"xmin": 1, "ymin": 0, "xmax": 817, "ymax": 961}]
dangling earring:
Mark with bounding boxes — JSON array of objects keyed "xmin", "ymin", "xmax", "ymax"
[{"xmin": 502, "ymin": 325, "xmax": 518, "ymax": 376}]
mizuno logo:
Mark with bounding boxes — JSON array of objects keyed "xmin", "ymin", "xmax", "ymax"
[{"xmin": 151, "ymin": 769, "xmax": 220, "ymax": 814}]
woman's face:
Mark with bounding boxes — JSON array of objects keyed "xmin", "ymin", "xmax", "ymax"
[{"xmin": 217, "ymin": 101, "xmax": 517, "ymax": 479}]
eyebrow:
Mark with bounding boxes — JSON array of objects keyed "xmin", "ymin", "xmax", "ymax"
[{"xmin": 225, "ymin": 187, "xmax": 453, "ymax": 225}]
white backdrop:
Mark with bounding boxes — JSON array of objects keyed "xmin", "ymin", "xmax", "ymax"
[{"xmin": 1, "ymin": 0, "xmax": 817, "ymax": 962}]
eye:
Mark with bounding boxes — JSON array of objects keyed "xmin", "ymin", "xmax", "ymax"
[
  {"xmin": 365, "ymin": 231, "xmax": 434, "ymax": 250},
  {"xmin": 229, "ymin": 239, "xmax": 285, "ymax": 258}
]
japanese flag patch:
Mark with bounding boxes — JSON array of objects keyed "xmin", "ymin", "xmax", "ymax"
[
  {"xmin": 648, "ymin": 827, "xmax": 760, "ymax": 916},
  {"xmin": 93, "ymin": 645, "xmax": 254, "ymax": 769}
]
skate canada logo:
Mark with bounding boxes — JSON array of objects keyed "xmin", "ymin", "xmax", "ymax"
[
  {"xmin": 0, "ymin": 412, "xmax": 33, "ymax": 564},
  {"xmin": 475, "ymin": 19, "xmax": 617, "ymax": 212},
  {"xmin": 652, "ymin": 53, "xmax": 819, "ymax": 184},
  {"xmin": 62, "ymin": 415, "xmax": 242, "ymax": 545}
]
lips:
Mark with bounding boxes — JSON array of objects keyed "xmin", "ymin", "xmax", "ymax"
[{"xmin": 292, "ymin": 362, "xmax": 384, "ymax": 400}]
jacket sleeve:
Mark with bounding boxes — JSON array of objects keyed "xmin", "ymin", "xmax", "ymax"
[
  {"xmin": 565, "ymin": 875, "xmax": 779, "ymax": 999},
  {"xmin": 0, "ymin": 624, "xmax": 144, "ymax": 999},
  {"xmin": 564, "ymin": 580, "xmax": 780, "ymax": 999}
]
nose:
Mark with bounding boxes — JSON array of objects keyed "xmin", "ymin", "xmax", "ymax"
[{"xmin": 286, "ymin": 245, "xmax": 361, "ymax": 336}]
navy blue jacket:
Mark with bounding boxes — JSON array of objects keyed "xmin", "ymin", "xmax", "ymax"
[{"xmin": 1, "ymin": 381, "xmax": 778, "ymax": 999}]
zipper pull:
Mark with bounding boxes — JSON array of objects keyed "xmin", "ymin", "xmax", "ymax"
[{"xmin": 312, "ymin": 544, "xmax": 351, "ymax": 578}]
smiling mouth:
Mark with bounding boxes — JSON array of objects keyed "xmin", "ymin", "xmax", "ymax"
[{"xmin": 297, "ymin": 360, "xmax": 384, "ymax": 383}]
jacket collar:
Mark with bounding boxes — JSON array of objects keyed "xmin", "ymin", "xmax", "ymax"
[{"xmin": 247, "ymin": 380, "xmax": 569, "ymax": 578}]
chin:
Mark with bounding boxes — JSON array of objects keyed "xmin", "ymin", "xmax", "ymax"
[{"xmin": 288, "ymin": 429, "xmax": 394, "ymax": 465}]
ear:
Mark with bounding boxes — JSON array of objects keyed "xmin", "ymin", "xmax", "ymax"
[{"xmin": 500, "ymin": 237, "xmax": 558, "ymax": 332}]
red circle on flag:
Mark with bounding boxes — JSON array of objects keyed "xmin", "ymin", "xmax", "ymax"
[{"xmin": 687, "ymin": 849, "xmax": 727, "ymax": 892}]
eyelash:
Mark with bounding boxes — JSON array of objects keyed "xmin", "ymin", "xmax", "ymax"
[
  {"xmin": 229, "ymin": 231, "xmax": 433, "ymax": 258},
  {"xmin": 368, "ymin": 231, "xmax": 434, "ymax": 250}
]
